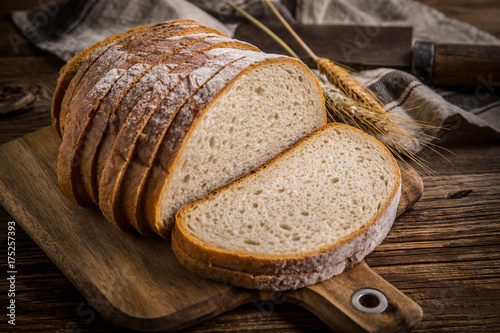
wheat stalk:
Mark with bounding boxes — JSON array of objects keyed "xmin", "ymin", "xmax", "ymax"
[
  {"xmin": 317, "ymin": 58, "xmax": 384, "ymax": 112},
  {"xmin": 321, "ymin": 82, "xmax": 450, "ymax": 175}
]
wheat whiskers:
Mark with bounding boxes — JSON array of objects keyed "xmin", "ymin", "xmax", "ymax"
[{"xmin": 321, "ymin": 83, "xmax": 438, "ymax": 175}]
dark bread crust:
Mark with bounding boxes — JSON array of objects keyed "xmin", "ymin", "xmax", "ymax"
[
  {"xmin": 57, "ymin": 21, "xmax": 202, "ymax": 137},
  {"xmin": 171, "ymin": 123, "xmax": 401, "ymax": 286},
  {"xmin": 60, "ymin": 22, "xmax": 222, "ymax": 136},
  {"xmin": 58, "ymin": 67, "xmax": 124, "ymax": 207},
  {"xmin": 171, "ymin": 230, "xmax": 355, "ymax": 291},
  {"xmin": 51, "ymin": 22, "xmax": 163, "ymax": 138},
  {"xmin": 58, "ymin": 24, "xmax": 226, "ymax": 207},
  {"xmin": 52, "ymin": 19, "xmax": 202, "ymax": 137}
]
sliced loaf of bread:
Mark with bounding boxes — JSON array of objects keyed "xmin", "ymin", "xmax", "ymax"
[
  {"xmin": 144, "ymin": 52, "xmax": 325, "ymax": 236},
  {"xmin": 172, "ymin": 123, "xmax": 401, "ymax": 291},
  {"xmin": 54, "ymin": 20, "xmax": 326, "ymax": 235}
]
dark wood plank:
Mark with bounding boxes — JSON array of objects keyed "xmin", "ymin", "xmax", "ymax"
[
  {"xmin": 234, "ymin": 23, "xmax": 413, "ymax": 70},
  {"xmin": 0, "ymin": 56, "xmax": 63, "ymax": 145}
]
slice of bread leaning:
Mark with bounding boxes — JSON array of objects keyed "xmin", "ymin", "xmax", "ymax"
[{"xmin": 172, "ymin": 123, "xmax": 401, "ymax": 291}]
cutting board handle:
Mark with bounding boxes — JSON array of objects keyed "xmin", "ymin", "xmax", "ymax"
[{"xmin": 284, "ymin": 261, "xmax": 423, "ymax": 332}]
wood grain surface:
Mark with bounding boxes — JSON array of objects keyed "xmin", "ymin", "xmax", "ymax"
[
  {"xmin": 0, "ymin": 1, "xmax": 499, "ymax": 332},
  {"xmin": 0, "ymin": 125, "xmax": 422, "ymax": 332}
]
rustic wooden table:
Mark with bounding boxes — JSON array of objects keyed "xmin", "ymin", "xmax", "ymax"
[{"xmin": 1, "ymin": 1, "xmax": 499, "ymax": 332}]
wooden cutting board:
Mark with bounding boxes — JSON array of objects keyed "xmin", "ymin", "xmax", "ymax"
[{"xmin": 0, "ymin": 126, "xmax": 423, "ymax": 332}]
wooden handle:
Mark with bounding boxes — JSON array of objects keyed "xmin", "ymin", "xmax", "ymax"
[
  {"xmin": 286, "ymin": 261, "xmax": 423, "ymax": 332},
  {"xmin": 412, "ymin": 41, "xmax": 500, "ymax": 86}
]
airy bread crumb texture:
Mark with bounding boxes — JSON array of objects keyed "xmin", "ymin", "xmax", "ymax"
[
  {"xmin": 160, "ymin": 60, "xmax": 325, "ymax": 230},
  {"xmin": 180, "ymin": 125, "xmax": 398, "ymax": 256}
]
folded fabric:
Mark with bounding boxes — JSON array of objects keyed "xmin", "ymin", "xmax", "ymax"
[
  {"xmin": 11, "ymin": 0, "xmax": 231, "ymax": 61},
  {"xmin": 296, "ymin": 0, "xmax": 500, "ymax": 45}
]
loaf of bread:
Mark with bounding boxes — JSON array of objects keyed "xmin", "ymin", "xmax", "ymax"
[
  {"xmin": 53, "ymin": 20, "xmax": 327, "ymax": 235},
  {"xmin": 172, "ymin": 123, "xmax": 401, "ymax": 291}
]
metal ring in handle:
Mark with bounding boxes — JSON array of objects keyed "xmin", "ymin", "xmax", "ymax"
[{"xmin": 350, "ymin": 288, "xmax": 388, "ymax": 314}]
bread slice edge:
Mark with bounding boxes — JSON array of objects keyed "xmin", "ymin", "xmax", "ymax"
[{"xmin": 172, "ymin": 181, "xmax": 399, "ymax": 291}]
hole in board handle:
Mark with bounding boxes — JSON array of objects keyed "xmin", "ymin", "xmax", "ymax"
[{"xmin": 350, "ymin": 288, "xmax": 388, "ymax": 314}]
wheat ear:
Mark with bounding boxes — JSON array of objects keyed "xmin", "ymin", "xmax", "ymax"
[
  {"xmin": 321, "ymin": 83, "xmax": 442, "ymax": 176},
  {"xmin": 317, "ymin": 58, "xmax": 384, "ymax": 111}
]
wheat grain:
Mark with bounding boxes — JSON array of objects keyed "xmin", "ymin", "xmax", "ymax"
[{"xmin": 317, "ymin": 58, "xmax": 384, "ymax": 112}]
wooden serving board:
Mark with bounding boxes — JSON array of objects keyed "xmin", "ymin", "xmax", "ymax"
[{"xmin": 0, "ymin": 126, "xmax": 423, "ymax": 332}]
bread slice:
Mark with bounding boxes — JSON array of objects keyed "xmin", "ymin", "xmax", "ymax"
[
  {"xmin": 138, "ymin": 51, "xmax": 326, "ymax": 236},
  {"xmin": 79, "ymin": 34, "xmax": 254, "ymax": 205},
  {"xmin": 97, "ymin": 44, "xmax": 261, "ymax": 232},
  {"xmin": 55, "ymin": 20, "xmax": 201, "ymax": 137},
  {"xmin": 58, "ymin": 26, "xmax": 226, "ymax": 206},
  {"xmin": 172, "ymin": 123, "xmax": 401, "ymax": 291}
]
